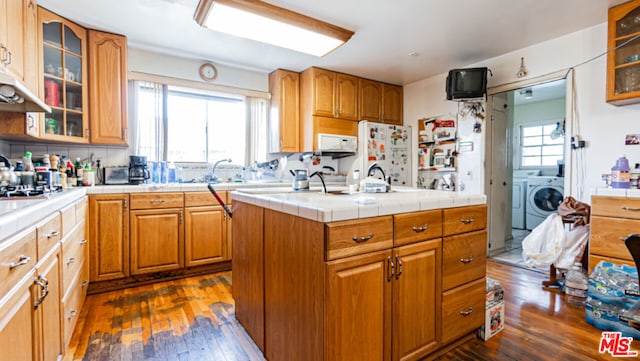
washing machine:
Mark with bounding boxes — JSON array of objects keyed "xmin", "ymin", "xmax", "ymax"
[
  {"xmin": 512, "ymin": 170, "xmax": 540, "ymax": 229},
  {"xmin": 526, "ymin": 176, "xmax": 564, "ymax": 230}
]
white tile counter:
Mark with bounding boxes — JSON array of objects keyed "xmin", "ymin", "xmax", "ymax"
[
  {"xmin": 0, "ymin": 187, "xmax": 87, "ymax": 241},
  {"xmin": 591, "ymin": 187, "xmax": 640, "ymax": 198},
  {"xmin": 82, "ymin": 182, "xmax": 293, "ymax": 194},
  {"xmin": 231, "ymin": 186, "xmax": 487, "ymax": 222}
]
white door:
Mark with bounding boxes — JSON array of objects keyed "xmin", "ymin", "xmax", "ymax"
[{"xmin": 486, "ymin": 93, "xmax": 513, "ymax": 256}]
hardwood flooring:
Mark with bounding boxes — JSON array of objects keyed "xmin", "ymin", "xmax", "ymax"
[{"xmin": 65, "ymin": 262, "xmax": 640, "ymax": 361}]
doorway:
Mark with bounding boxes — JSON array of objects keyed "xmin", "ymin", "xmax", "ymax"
[{"xmin": 486, "ymin": 77, "xmax": 568, "ymax": 268}]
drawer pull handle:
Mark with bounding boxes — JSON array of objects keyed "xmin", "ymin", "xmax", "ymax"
[
  {"xmin": 9, "ymin": 255, "xmax": 31, "ymax": 269},
  {"xmin": 412, "ymin": 225, "xmax": 429, "ymax": 233},
  {"xmin": 68, "ymin": 309, "xmax": 78, "ymax": 320},
  {"xmin": 460, "ymin": 256, "xmax": 475, "ymax": 264},
  {"xmin": 67, "ymin": 257, "xmax": 76, "ymax": 265},
  {"xmin": 80, "ymin": 239, "xmax": 88, "ymax": 245},
  {"xmin": 352, "ymin": 233, "xmax": 374, "ymax": 243},
  {"xmin": 33, "ymin": 275, "xmax": 49, "ymax": 309},
  {"xmin": 621, "ymin": 206, "xmax": 640, "ymax": 211},
  {"xmin": 460, "ymin": 218, "xmax": 475, "ymax": 224},
  {"xmin": 395, "ymin": 255, "xmax": 403, "ymax": 280},
  {"xmin": 82, "ymin": 281, "xmax": 89, "ymax": 287},
  {"xmin": 150, "ymin": 199, "xmax": 166, "ymax": 204},
  {"xmin": 47, "ymin": 231, "xmax": 60, "ymax": 238},
  {"xmin": 459, "ymin": 307, "xmax": 474, "ymax": 316},
  {"xmin": 387, "ymin": 256, "xmax": 394, "ymax": 282}
]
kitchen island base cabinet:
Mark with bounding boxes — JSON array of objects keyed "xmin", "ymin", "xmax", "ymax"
[
  {"xmin": 231, "ymin": 202, "xmax": 265, "ymax": 352},
  {"xmin": 0, "ymin": 271, "xmax": 36, "ymax": 361},
  {"xmin": 233, "ymin": 200, "xmax": 484, "ymax": 361}
]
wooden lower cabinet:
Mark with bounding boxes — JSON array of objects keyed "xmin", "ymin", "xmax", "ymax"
[
  {"xmin": 441, "ymin": 278, "xmax": 486, "ymax": 344},
  {"xmin": 326, "ymin": 250, "xmax": 392, "ymax": 361},
  {"xmin": 392, "ymin": 240, "xmax": 441, "ymax": 361},
  {"xmin": 130, "ymin": 208, "xmax": 184, "ymax": 275},
  {"xmin": 34, "ymin": 246, "xmax": 63, "ymax": 361},
  {"xmin": 89, "ymin": 194, "xmax": 129, "ymax": 281},
  {"xmin": 0, "ymin": 270, "xmax": 36, "ymax": 361},
  {"xmin": 184, "ymin": 206, "xmax": 227, "ymax": 267}
]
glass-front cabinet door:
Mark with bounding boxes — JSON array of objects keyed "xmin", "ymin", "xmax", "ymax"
[
  {"xmin": 607, "ymin": 0, "xmax": 640, "ymax": 105},
  {"xmin": 38, "ymin": 7, "xmax": 88, "ymax": 142}
]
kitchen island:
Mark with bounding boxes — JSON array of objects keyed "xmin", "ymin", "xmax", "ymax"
[{"xmin": 230, "ymin": 187, "xmax": 487, "ymax": 361}]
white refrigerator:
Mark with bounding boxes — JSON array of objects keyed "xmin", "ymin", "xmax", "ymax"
[{"xmin": 357, "ymin": 121, "xmax": 412, "ymax": 186}]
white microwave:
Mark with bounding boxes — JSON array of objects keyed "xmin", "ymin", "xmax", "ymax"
[{"xmin": 317, "ymin": 133, "xmax": 357, "ymax": 152}]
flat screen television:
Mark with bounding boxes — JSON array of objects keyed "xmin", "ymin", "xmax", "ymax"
[{"xmin": 446, "ymin": 67, "xmax": 488, "ymax": 100}]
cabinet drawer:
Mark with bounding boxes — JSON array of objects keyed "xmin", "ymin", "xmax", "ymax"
[
  {"xmin": 443, "ymin": 205, "xmax": 487, "ymax": 236},
  {"xmin": 0, "ymin": 228, "xmax": 37, "ymax": 300},
  {"xmin": 61, "ymin": 203, "xmax": 76, "ymax": 237},
  {"xmin": 184, "ymin": 191, "xmax": 226, "ymax": 207},
  {"xmin": 36, "ymin": 213, "xmax": 61, "ymax": 260},
  {"xmin": 442, "ymin": 230, "xmax": 487, "ymax": 290},
  {"xmin": 76, "ymin": 197, "xmax": 87, "ymax": 222},
  {"xmin": 394, "ymin": 210, "xmax": 442, "ymax": 246},
  {"xmin": 590, "ymin": 216, "xmax": 635, "ymax": 261},
  {"xmin": 325, "ymin": 216, "xmax": 393, "ymax": 260},
  {"xmin": 62, "ymin": 270, "xmax": 84, "ymax": 350},
  {"xmin": 61, "ymin": 221, "xmax": 87, "ymax": 294},
  {"xmin": 130, "ymin": 192, "xmax": 184, "ymax": 209},
  {"xmin": 442, "ymin": 278, "xmax": 485, "ymax": 344},
  {"xmin": 592, "ymin": 196, "xmax": 640, "ymax": 219}
]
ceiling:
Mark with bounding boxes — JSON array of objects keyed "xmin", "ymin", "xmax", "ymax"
[{"xmin": 38, "ymin": 0, "xmax": 628, "ymax": 86}]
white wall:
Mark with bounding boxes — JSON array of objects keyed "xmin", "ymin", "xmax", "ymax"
[
  {"xmin": 127, "ymin": 48, "xmax": 269, "ymax": 92},
  {"xmin": 405, "ymin": 22, "xmax": 640, "ymax": 202}
]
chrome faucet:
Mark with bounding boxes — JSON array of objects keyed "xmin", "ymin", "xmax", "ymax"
[
  {"xmin": 366, "ymin": 162, "xmax": 386, "ymax": 179},
  {"xmin": 211, "ymin": 158, "xmax": 231, "ymax": 183}
]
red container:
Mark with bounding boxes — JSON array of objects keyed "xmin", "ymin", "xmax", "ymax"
[{"xmin": 44, "ymin": 80, "xmax": 59, "ymax": 106}]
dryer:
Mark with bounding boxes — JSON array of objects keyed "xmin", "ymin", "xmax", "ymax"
[
  {"xmin": 526, "ymin": 176, "xmax": 564, "ymax": 230},
  {"xmin": 512, "ymin": 170, "xmax": 540, "ymax": 229}
]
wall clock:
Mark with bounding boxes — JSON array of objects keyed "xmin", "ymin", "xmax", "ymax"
[{"xmin": 199, "ymin": 62, "xmax": 218, "ymax": 82}]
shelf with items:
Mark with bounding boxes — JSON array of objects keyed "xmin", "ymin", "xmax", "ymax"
[
  {"xmin": 607, "ymin": 0, "xmax": 640, "ymax": 105},
  {"xmin": 417, "ymin": 116, "xmax": 459, "ymax": 191}
]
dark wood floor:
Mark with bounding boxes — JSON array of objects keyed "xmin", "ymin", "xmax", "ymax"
[{"xmin": 65, "ymin": 261, "xmax": 640, "ymax": 361}]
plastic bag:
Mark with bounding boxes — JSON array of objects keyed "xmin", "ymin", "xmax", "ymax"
[
  {"xmin": 522, "ymin": 214, "xmax": 565, "ymax": 268},
  {"xmin": 521, "ymin": 213, "xmax": 590, "ymax": 269}
]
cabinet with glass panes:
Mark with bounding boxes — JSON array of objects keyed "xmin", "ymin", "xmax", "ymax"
[
  {"xmin": 38, "ymin": 7, "xmax": 88, "ymax": 142},
  {"xmin": 607, "ymin": 0, "xmax": 640, "ymax": 105}
]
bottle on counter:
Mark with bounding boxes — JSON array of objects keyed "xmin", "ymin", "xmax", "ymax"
[
  {"xmin": 23, "ymin": 151, "xmax": 33, "ymax": 172},
  {"xmin": 611, "ymin": 155, "xmax": 630, "ymax": 189},
  {"xmin": 75, "ymin": 157, "xmax": 83, "ymax": 186},
  {"xmin": 565, "ymin": 262, "xmax": 588, "ymax": 307}
]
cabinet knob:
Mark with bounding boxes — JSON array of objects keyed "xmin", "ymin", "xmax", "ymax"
[
  {"xmin": 9, "ymin": 255, "xmax": 31, "ymax": 270},
  {"xmin": 47, "ymin": 230, "xmax": 60, "ymax": 239},
  {"xmin": 352, "ymin": 233, "xmax": 374, "ymax": 243},
  {"xmin": 68, "ymin": 309, "xmax": 78, "ymax": 320},
  {"xmin": 411, "ymin": 224, "xmax": 429, "ymax": 233},
  {"xmin": 460, "ymin": 256, "xmax": 474, "ymax": 264},
  {"xmin": 459, "ymin": 307, "xmax": 474, "ymax": 316}
]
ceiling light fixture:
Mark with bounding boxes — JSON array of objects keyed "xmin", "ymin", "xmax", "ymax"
[{"xmin": 194, "ymin": 0, "xmax": 355, "ymax": 57}]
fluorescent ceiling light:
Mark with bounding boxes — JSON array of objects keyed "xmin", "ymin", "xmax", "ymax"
[{"xmin": 194, "ymin": 0, "xmax": 354, "ymax": 57}]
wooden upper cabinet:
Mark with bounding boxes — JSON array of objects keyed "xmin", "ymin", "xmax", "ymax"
[
  {"xmin": 335, "ymin": 73, "xmax": 359, "ymax": 120},
  {"xmin": 0, "ymin": 0, "xmax": 28, "ymax": 82},
  {"xmin": 38, "ymin": 7, "xmax": 89, "ymax": 143},
  {"xmin": 382, "ymin": 83, "xmax": 403, "ymax": 125},
  {"xmin": 310, "ymin": 68, "xmax": 335, "ymax": 117},
  {"xmin": 306, "ymin": 67, "xmax": 359, "ymax": 120},
  {"xmin": 360, "ymin": 78, "xmax": 383, "ymax": 122},
  {"xmin": 607, "ymin": 0, "xmax": 640, "ymax": 105},
  {"xmin": 268, "ymin": 69, "xmax": 299, "ymax": 153},
  {"xmin": 88, "ymin": 30, "xmax": 128, "ymax": 145}
]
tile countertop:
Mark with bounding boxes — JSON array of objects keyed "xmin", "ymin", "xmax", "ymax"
[
  {"xmin": 230, "ymin": 186, "xmax": 487, "ymax": 223},
  {"xmin": 0, "ymin": 187, "xmax": 87, "ymax": 241},
  {"xmin": 83, "ymin": 182, "xmax": 294, "ymax": 194},
  {"xmin": 591, "ymin": 187, "xmax": 640, "ymax": 198}
]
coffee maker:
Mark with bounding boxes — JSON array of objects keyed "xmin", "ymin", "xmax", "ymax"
[{"xmin": 129, "ymin": 155, "xmax": 150, "ymax": 185}]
